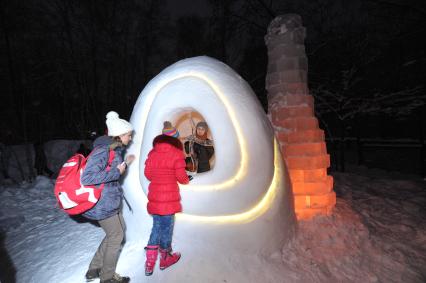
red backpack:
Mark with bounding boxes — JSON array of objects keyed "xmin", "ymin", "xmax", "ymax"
[{"xmin": 54, "ymin": 148, "xmax": 115, "ymax": 215}]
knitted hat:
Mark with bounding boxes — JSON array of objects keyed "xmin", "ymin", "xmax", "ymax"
[
  {"xmin": 196, "ymin": 121, "xmax": 208, "ymax": 131},
  {"xmin": 162, "ymin": 121, "xmax": 179, "ymax": 138},
  {"xmin": 105, "ymin": 111, "xmax": 133, "ymax": 137}
]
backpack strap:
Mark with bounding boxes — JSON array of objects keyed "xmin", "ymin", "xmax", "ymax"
[
  {"xmin": 106, "ymin": 149, "xmax": 115, "ymax": 170},
  {"xmin": 87, "ymin": 145, "xmax": 115, "ymax": 170}
]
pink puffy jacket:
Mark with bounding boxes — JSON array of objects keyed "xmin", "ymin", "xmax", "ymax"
[{"xmin": 144, "ymin": 135, "xmax": 189, "ymax": 215}]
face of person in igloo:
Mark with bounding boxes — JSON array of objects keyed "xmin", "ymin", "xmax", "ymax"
[{"xmin": 196, "ymin": 126, "xmax": 206, "ymax": 137}]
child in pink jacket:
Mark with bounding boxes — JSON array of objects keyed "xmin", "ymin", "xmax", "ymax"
[{"xmin": 143, "ymin": 122, "xmax": 190, "ymax": 276}]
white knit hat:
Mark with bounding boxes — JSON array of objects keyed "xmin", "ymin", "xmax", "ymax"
[{"xmin": 105, "ymin": 111, "xmax": 133, "ymax": 136}]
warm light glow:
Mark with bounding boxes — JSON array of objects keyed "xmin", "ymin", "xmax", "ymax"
[
  {"xmin": 138, "ymin": 72, "xmax": 248, "ymax": 191},
  {"xmin": 176, "ymin": 139, "xmax": 282, "ymax": 224},
  {"xmin": 133, "ymin": 70, "xmax": 283, "ymax": 222}
]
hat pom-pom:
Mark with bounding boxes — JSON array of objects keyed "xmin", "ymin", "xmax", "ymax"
[{"xmin": 106, "ymin": 111, "xmax": 119, "ymax": 120}]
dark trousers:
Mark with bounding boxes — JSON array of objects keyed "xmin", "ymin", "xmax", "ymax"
[{"xmin": 89, "ymin": 213, "xmax": 125, "ymax": 280}]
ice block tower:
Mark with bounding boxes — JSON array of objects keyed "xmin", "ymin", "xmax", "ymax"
[{"xmin": 265, "ymin": 14, "xmax": 336, "ymax": 220}]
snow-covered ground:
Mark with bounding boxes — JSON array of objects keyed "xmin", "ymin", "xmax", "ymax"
[{"xmin": 1, "ymin": 165, "xmax": 425, "ymax": 283}]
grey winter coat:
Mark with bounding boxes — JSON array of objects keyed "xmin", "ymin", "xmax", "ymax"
[{"xmin": 81, "ymin": 136, "xmax": 124, "ymax": 221}]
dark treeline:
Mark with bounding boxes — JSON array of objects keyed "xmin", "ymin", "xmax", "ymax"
[{"xmin": 0, "ymin": 0, "xmax": 425, "ymax": 144}]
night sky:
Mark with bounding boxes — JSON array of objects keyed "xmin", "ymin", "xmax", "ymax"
[{"xmin": 1, "ymin": 0, "xmax": 425, "ymax": 156}]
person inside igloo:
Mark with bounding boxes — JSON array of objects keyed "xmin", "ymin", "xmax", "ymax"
[
  {"xmin": 170, "ymin": 111, "xmax": 215, "ymax": 174},
  {"xmin": 183, "ymin": 121, "xmax": 214, "ymax": 174}
]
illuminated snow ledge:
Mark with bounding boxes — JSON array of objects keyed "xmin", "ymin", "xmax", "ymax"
[{"xmin": 121, "ymin": 56, "xmax": 296, "ymax": 281}]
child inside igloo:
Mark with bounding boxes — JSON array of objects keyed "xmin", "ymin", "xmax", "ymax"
[{"xmin": 169, "ymin": 111, "xmax": 215, "ymax": 174}]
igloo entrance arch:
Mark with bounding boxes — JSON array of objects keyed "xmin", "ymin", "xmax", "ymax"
[
  {"xmin": 122, "ymin": 56, "xmax": 295, "ymax": 281},
  {"xmin": 166, "ymin": 109, "xmax": 216, "ymax": 172}
]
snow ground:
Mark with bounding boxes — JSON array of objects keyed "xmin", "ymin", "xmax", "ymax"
[
  {"xmin": 282, "ymin": 166, "xmax": 426, "ymax": 283},
  {"xmin": 1, "ymin": 166, "xmax": 425, "ymax": 283}
]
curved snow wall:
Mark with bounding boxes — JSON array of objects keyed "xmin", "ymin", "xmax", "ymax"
[
  {"xmin": 265, "ymin": 14, "xmax": 336, "ymax": 220},
  {"xmin": 123, "ymin": 56, "xmax": 295, "ymax": 256}
]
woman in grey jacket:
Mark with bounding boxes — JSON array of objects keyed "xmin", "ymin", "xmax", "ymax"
[{"xmin": 81, "ymin": 111, "xmax": 134, "ymax": 283}]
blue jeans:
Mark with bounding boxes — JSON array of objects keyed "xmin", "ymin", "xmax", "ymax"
[{"xmin": 148, "ymin": 214, "xmax": 175, "ymax": 249}]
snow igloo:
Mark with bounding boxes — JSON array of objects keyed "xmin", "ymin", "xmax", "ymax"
[{"xmin": 122, "ymin": 56, "xmax": 296, "ymax": 281}]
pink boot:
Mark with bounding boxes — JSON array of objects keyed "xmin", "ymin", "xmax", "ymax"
[
  {"xmin": 145, "ymin": 245, "xmax": 159, "ymax": 276},
  {"xmin": 159, "ymin": 248, "xmax": 181, "ymax": 270}
]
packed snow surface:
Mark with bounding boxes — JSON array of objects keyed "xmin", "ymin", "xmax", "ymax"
[{"xmin": 1, "ymin": 166, "xmax": 425, "ymax": 282}]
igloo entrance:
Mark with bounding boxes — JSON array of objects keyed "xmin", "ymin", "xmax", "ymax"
[{"xmin": 172, "ymin": 110, "xmax": 215, "ymax": 173}]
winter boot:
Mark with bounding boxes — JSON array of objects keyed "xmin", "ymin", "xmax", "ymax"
[
  {"xmin": 159, "ymin": 248, "xmax": 181, "ymax": 270},
  {"xmin": 145, "ymin": 245, "xmax": 159, "ymax": 276},
  {"xmin": 85, "ymin": 268, "xmax": 100, "ymax": 281},
  {"xmin": 100, "ymin": 273, "xmax": 130, "ymax": 283}
]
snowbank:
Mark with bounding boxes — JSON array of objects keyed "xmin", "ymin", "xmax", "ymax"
[{"xmin": 0, "ymin": 140, "xmax": 90, "ymax": 183}]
